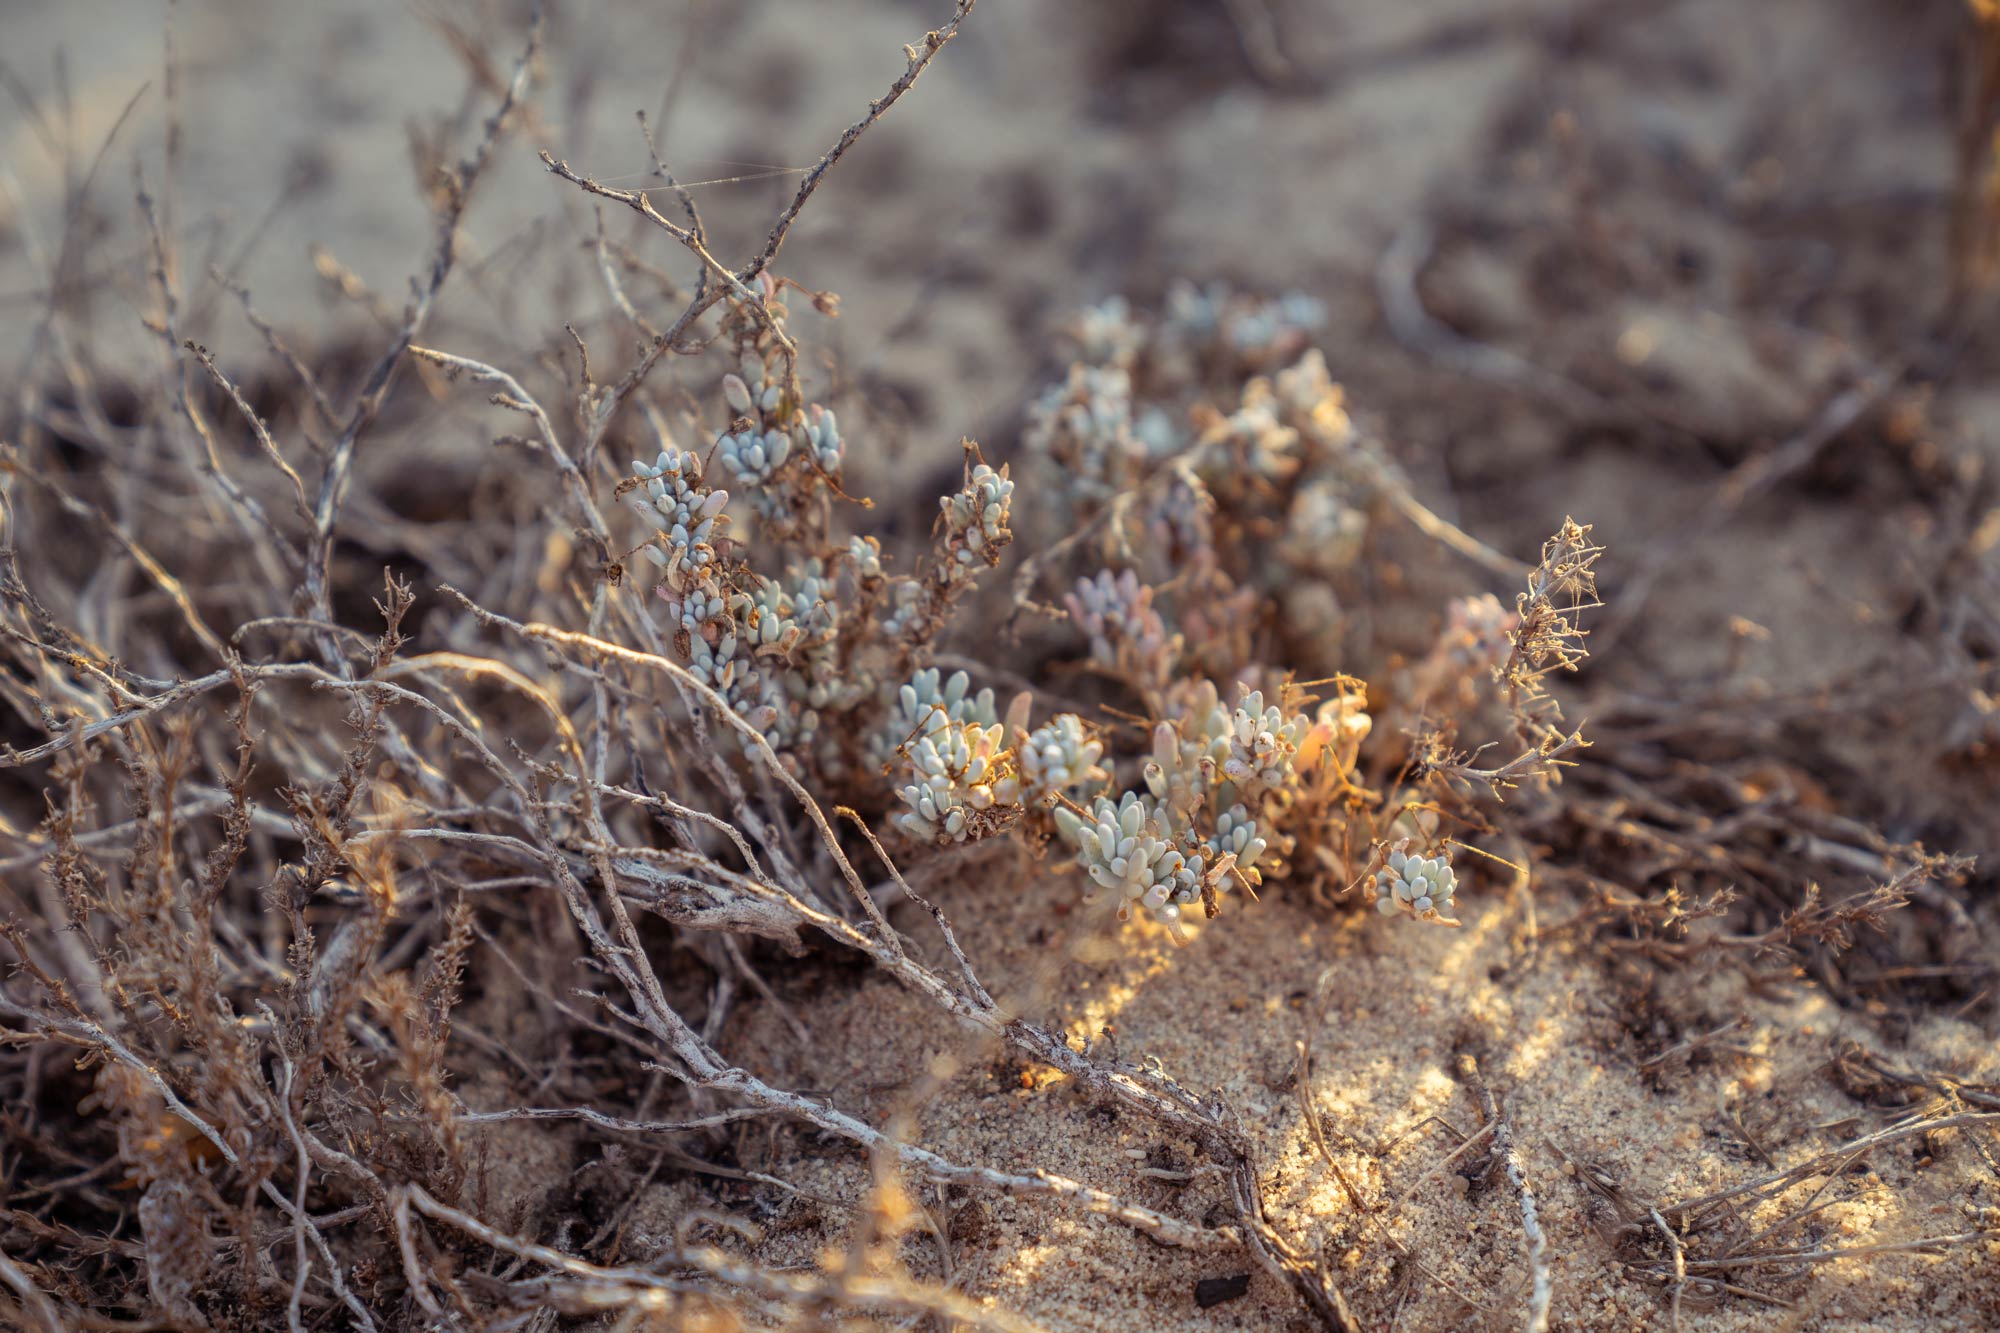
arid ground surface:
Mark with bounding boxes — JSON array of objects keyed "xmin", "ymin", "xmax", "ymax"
[{"xmin": 3, "ymin": 2, "xmax": 1998, "ymax": 1330}]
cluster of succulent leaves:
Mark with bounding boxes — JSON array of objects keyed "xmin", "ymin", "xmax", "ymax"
[
  {"xmin": 632, "ymin": 280, "xmax": 1529, "ymax": 938},
  {"xmin": 623, "ymin": 276, "xmax": 1016, "ymax": 782}
]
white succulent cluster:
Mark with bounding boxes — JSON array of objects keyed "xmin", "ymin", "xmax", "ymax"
[
  {"xmin": 1281, "ymin": 477, "xmax": 1368, "ymax": 577},
  {"xmin": 676, "ymin": 588, "xmax": 763, "ymax": 717},
  {"xmin": 685, "ymin": 615, "xmax": 749, "ymax": 694},
  {"xmin": 1064, "ymin": 568, "xmax": 1179, "ymax": 693},
  {"xmin": 1022, "ymin": 364, "xmax": 1146, "ymax": 507},
  {"xmin": 629, "ymin": 445, "xmax": 789, "ymax": 739},
  {"xmin": 1055, "ymin": 793, "xmax": 1206, "ymax": 923},
  {"xmin": 671, "ymin": 588, "xmax": 730, "ymax": 644},
  {"xmin": 879, "ymin": 670, "xmax": 1118, "ymax": 845},
  {"xmin": 631, "ymin": 447, "xmax": 729, "ymax": 585},
  {"xmin": 1018, "ymin": 712, "xmax": 1106, "ymax": 805},
  {"xmin": 1372, "ymin": 842, "xmax": 1460, "ymax": 921},
  {"xmin": 1248, "ymin": 347, "xmax": 1373, "ymax": 640},
  {"xmin": 743, "ymin": 566, "xmax": 833, "ymax": 659},
  {"xmin": 1040, "ymin": 290, "xmax": 1375, "ymax": 613},
  {"xmin": 1039, "ymin": 672, "xmax": 1302, "ymax": 926},
  {"xmin": 1202, "ymin": 378, "xmax": 1302, "ymax": 485},
  {"xmin": 1027, "ymin": 286, "xmax": 1341, "ymax": 563},
  {"xmin": 726, "ymin": 350, "xmax": 785, "ymax": 417},
  {"xmin": 1038, "ymin": 569, "xmax": 1322, "ymax": 931},
  {"xmin": 1203, "ymin": 803, "xmax": 1268, "ymax": 878},
  {"xmin": 846, "ymin": 534, "xmax": 885, "ymax": 582},
  {"xmin": 1062, "ymin": 283, "xmax": 1328, "ymax": 380},
  {"xmin": 1159, "ymin": 679, "xmax": 1316, "ymax": 795},
  {"xmin": 1068, "ymin": 294, "xmax": 1146, "ymax": 369},
  {"xmin": 713, "ymin": 325, "xmax": 848, "ymax": 526},
  {"xmin": 676, "ymin": 568, "xmax": 837, "ymax": 749},
  {"xmin": 798, "ymin": 403, "xmax": 845, "ymax": 473},
  {"xmin": 870, "ymin": 457, "xmax": 1018, "ymax": 650},
  {"xmin": 891, "ymin": 714, "xmax": 1020, "ymax": 844},
  {"xmin": 717, "ymin": 411, "xmax": 795, "ymax": 489},
  {"xmin": 630, "ymin": 276, "xmax": 889, "ymax": 769},
  {"xmin": 1395, "ymin": 593, "xmax": 1519, "ymax": 723},
  {"xmin": 876, "ymin": 668, "xmax": 997, "ymax": 767},
  {"xmin": 878, "ymin": 579, "xmax": 927, "ymax": 642},
  {"xmin": 1052, "ymin": 787, "xmax": 1270, "ymax": 928},
  {"xmin": 1439, "ymin": 594, "xmax": 1515, "ymax": 673},
  {"xmin": 715, "ymin": 387, "xmax": 844, "ymax": 491},
  {"xmin": 880, "ymin": 668, "xmax": 1034, "ymax": 844},
  {"xmin": 1163, "ymin": 281, "xmax": 1327, "ymax": 364},
  {"xmin": 1019, "ymin": 293, "xmax": 1428, "ymax": 939},
  {"xmin": 1226, "ymin": 689, "xmax": 1317, "ymax": 787},
  {"xmin": 1273, "ymin": 348, "xmax": 1354, "ymax": 444},
  {"xmin": 1146, "ymin": 474, "xmax": 1216, "ymax": 562},
  {"xmin": 938, "ymin": 462, "xmax": 1014, "ymax": 574}
]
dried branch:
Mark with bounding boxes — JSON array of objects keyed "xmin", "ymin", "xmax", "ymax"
[
  {"xmin": 1456, "ymin": 1053, "xmax": 1552, "ymax": 1333},
  {"xmin": 301, "ymin": 15, "xmax": 541, "ymax": 653}
]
